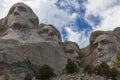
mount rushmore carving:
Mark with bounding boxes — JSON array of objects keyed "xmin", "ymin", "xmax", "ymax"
[
  {"xmin": 0, "ymin": 2, "xmax": 120, "ymax": 80},
  {"xmin": 0, "ymin": 2, "xmax": 81, "ymax": 80},
  {"xmin": 82, "ymin": 27, "xmax": 120, "ymax": 66}
]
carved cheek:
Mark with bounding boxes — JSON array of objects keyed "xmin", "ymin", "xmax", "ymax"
[
  {"xmin": 7, "ymin": 15, "xmax": 15, "ymax": 25},
  {"xmin": 93, "ymin": 49, "xmax": 98, "ymax": 55},
  {"xmin": 103, "ymin": 44, "xmax": 110, "ymax": 50}
]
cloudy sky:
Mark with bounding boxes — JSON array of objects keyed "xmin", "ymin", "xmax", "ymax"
[{"xmin": 0, "ymin": 0, "xmax": 120, "ymax": 48}]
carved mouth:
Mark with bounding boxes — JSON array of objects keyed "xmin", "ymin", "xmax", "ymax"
[
  {"xmin": 12, "ymin": 22, "xmax": 28, "ymax": 30},
  {"xmin": 97, "ymin": 52, "xmax": 104, "ymax": 58},
  {"xmin": 14, "ymin": 16, "xmax": 24, "ymax": 21},
  {"xmin": 98, "ymin": 55, "xmax": 111, "ymax": 62}
]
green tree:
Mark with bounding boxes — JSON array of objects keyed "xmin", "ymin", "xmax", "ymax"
[
  {"xmin": 39, "ymin": 64, "xmax": 54, "ymax": 80},
  {"xmin": 93, "ymin": 64, "xmax": 101, "ymax": 74},
  {"xmin": 100, "ymin": 62, "xmax": 110, "ymax": 76},
  {"xmin": 110, "ymin": 67, "xmax": 119, "ymax": 80},
  {"xmin": 24, "ymin": 74, "xmax": 32, "ymax": 80},
  {"xmin": 93, "ymin": 62, "xmax": 110, "ymax": 77},
  {"xmin": 83, "ymin": 65, "xmax": 93, "ymax": 74},
  {"xmin": 65, "ymin": 59, "xmax": 79, "ymax": 74},
  {"xmin": 114, "ymin": 49, "xmax": 120, "ymax": 67}
]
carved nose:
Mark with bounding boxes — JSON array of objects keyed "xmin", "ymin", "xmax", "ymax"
[
  {"xmin": 48, "ymin": 30, "xmax": 54, "ymax": 36},
  {"xmin": 98, "ymin": 48, "xmax": 103, "ymax": 52},
  {"xmin": 97, "ymin": 43, "xmax": 103, "ymax": 51},
  {"xmin": 14, "ymin": 7, "xmax": 20, "ymax": 16}
]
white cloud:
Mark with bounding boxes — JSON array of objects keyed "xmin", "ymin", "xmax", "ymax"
[
  {"xmin": 58, "ymin": 0, "xmax": 80, "ymax": 10},
  {"xmin": 84, "ymin": 0, "xmax": 120, "ymax": 31},
  {"xmin": 0, "ymin": 0, "xmax": 79, "ymax": 30},
  {"xmin": 65, "ymin": 27, "xmax": 90, "ymax": 48},
  {"xmin": 0, "ymin": 0, "xmax": 88, "ymax": 48},
  {"xmin": 95, "ymin": 5, "xmax": 120, "ymax": 30}
]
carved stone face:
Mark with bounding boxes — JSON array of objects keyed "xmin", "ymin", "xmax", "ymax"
[
  {"xmin": 6, "ymin": 2, "xmax": 39, "ymax": 29},
  {"xmin": 38, "ymin": 25, "xmax": 62, "ymax": 41},
  {"xmin": 92, "ymin": 34, "xmax": 119, "ymax": 64},
  {"xmin": 63, "ymin": 41, "xmax": 80, "ymax": 61}
]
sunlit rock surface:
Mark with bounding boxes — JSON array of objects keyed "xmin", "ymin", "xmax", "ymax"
[
  {"xmin": 82, "ymin": 28, "xmax": 120, "ymax": 66},
  {"xmin": 0, "ymin": 2, "xmax": 68, "ymax": 79}
]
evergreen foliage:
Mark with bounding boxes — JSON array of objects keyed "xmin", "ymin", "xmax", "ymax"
[
  {"xmin": 110, "ymin": 67, "xmax": 119, "ymax": 80},
  {"xmin": 83, "ymin": 65, "xmax": 92, "ymax": 74},
  {"xmin": 39, "ymin": 64, "xmax": 54, "ymax": 80},
  {"xmin": 24, "ymin": 74, "xmax": 32, "ymax": 80},
  {"xmin": 65, "ymin": 59, "xmax": 79, "ymax": 74},
  {"xmin": 93, "ymin": 62, "xmax": 110, "ymax": 77},
  {"xmin": 114, "ymin": 49, "xmax": 120, "ymax": 67},
  {"xmin": 93, "ymin": 62, "xmax": 120, "ymax": 79}
]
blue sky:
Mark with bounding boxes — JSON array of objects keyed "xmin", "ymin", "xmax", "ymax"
[{"xmin": 0, "ymin": 0, "xmax": 120, "ymax": 48}]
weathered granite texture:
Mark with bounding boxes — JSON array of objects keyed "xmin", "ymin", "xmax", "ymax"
[
  {"xmin": 82, "ymin": 27, "xmax": 120, "ymax": 66},
  {"xmin": 61, "ymin": 41, "xmax": 82, "ymax": 65},
  {"xmin": 2, "ymin": 2, "xmax": 120, "ymax": 80},
  {"xmin": 0, "ymin": 2, "xmax": 70, "ymax": 79}
]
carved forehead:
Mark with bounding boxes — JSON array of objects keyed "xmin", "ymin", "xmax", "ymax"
[
  {"xmin": 8, "ymin": 2, "xmax": 36, "ymax": 16},
  {"xmin": 10, "ymin": 2, "xmax": 31, "ymax": 12},
  {"xmin": 39, "ymin": 24, "xmax": 62, "ymax": 40},
  {"xmin": 94, "ymin": 34, "xmax": 117, "ymax": 44},
  {"xmin": 64, "ymin": 41, "xmax": 79, "ymax": 49},
  {"xmin": 42, "ymin": 25, "xmax": 55, "ymax": 30}
]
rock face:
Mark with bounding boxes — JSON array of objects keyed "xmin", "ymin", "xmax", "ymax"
[
  {"xmin": 2, "ymin": 2, "xmax": 120, "ymax": 80},
  {"xmin": 82, "ymin": 28, "xmax": 120, "ymax": 66},
  {"xmin": 0, "ymin": 2, "xmax": 70, "ymax": 79},
  {"xmin": 52, "ymin": 73, "xmax": 106, "ymax": 80},
  {"xmin": 37, "ymin": 23, "xmax": 62, "ymax": 42},
  {"xmin": 62, "ymin": 41, "xmax": 82, "ymax": 65}
]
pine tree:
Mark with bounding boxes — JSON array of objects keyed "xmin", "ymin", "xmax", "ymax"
[
  {"xmin": 39, "ymin": 65, "xmax": 54, "ymax": 80},
  {"xmin": 110, "ymin": 67, "xmax": 119, "ymax": 80},
  {"xmin": 93, "ymin": 62, "xmax": 110, "ymax": 77},
  {"xmin": 83, "ymin": 65, "xmax": 92, "ymax": 74},
  {"xmin": 114, "ymin": 49, "xmax": 120, "ymax": 67},
  {"xmin": 65, "ymin": 59, "xmax": 79, "ymax": 74},
  {"xmin": 24, "ymin": 74, "xmax": 32, "ymax": 80}
]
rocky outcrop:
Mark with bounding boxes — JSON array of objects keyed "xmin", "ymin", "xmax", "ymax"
[{"xmin": 52, "ymin": 73, "xmax": 108, "ymax": 80}]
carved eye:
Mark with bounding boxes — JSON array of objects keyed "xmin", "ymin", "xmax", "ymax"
[
  {"xmin": 93, "ymin": 43, "xmax": 98, "ymax": 48},
  {"xmin": 18, "ymin": 6, "xmax": 27, "ymax": 12},
  {"xmin": 39, "ymin": 28, "xmax": 49, "ymax": 33},
  {"xmin": 101, "ymin": 40, "xmax": 109, "ymax": 44}
]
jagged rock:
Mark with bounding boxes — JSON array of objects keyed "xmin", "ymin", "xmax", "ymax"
[
  {"xmin": 52, "ymin": 73, "xmax": 107, "ymax": 80},
  {"xmin": 0, "ymin": 2, "xmax": 69, "ymax": 79}
]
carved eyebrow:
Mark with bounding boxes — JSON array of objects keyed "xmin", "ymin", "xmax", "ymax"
[
  {"xmin": 93, "ymin": 42, "xmax": 98, "ymax": 48},
  {"xmin": 100, "ymin": 39, "xmax": 110, "ymax": 43},
  {"xmin": 8, "ymin": 6, "xmax": 27, "ymax": 14},
  {"xmin": 18, "ymin": 6, "xmax": 27, "ymax": 12}
]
